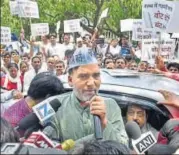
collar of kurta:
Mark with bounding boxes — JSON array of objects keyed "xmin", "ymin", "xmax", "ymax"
[{"xmin": 71, "ymin": 92, "xmax": 90, "ymax": 112}]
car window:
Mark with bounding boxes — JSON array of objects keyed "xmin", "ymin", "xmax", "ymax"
[{"xmin": 98, "ymin": 91, "xmax": 169, "ymax": 130}]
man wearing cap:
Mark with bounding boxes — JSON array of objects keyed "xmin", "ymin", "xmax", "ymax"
[{"xmin": 44, "ymin": 47, "xmax": 128, "ymax": 146}]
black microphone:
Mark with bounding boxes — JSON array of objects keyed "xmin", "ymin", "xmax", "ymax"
[
  {"xmin": 15, "ymin": 99, "xmax": 61, "ymax": 131},
  {"xmin": 93, "ymin": 115, "xmax": 103, "ymax": 140},
  {"xmin": 125, "ymin": 121, "xmax": 157, "ymax": 154},
  {"xmin": 125, "ymin": 121, "xmax": 141, "ymax": 140}
]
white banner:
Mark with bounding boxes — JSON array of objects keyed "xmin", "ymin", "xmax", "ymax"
[
  {"xmin": 0, "ymin": 27, "xmax": 11, "ymax": 45},
  {"xmin": 31, "ymin": 23, "xmax": 49, "ymax": 36},
  {"xmin": 9, "ymin": 1, "xmax": 19, "ymax": 15},
  {"xmin": 64, "ymin": 19, "xmax": 81, "ymax": 33},
  {"xmin": 171, "ymin": 33, "xmax": 179, "ymax": 38},
  {"xmin": 120, "ymin": 19, "xmax": 134, "ymax": 32},
  {"xmin": 142, "ymin": 38, "xmax": 175, "ymax": 60},
  {"xmin": 142, "ymin": 0, "xmax": 175, "ymax": 32},
  {"xmin": 167, "ymin": 1, "xmax": 179, "ymax": 33},
  {"xmin": 132, "ymin": 19, "xmax": 158, "ymax": 41},
  {"xmin": 17, "ymin": 0, "xmax": 39, "ymax": 18},
  {"xmin": 97, "ymin": 8, "xmax": 109, "ymax": 26}
]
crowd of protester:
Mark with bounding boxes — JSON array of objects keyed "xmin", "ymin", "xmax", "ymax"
[{"xmin": 0, "ymin": 31, "xmax": 179, "ymax": 154}]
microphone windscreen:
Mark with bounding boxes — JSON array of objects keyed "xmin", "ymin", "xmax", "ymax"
[
  {"xmin": 125, "ymin": 121, "xmax": 141, "ymax": 140},
  {"xmin": 61, "ymin": 139, "xmax": 75, "ymax": 151},
  {"xmin": 49, "ymin": 99, "xmax": 61, "ymax": 112},
  {"xmin": 18, "ymin": 113, "xmax": 39, "ymax": 130}
]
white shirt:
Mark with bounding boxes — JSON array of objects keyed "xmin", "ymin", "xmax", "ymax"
[
  {"xmin": 97, "ymin": 44, "xmax": 108, "ymax": 56},
  {"xmin": 47, "ymin": 43, "xmax": 65, "ymax": 60},
  {"xmin": 23, "ymin": 67, "xmax": 46, "ymax": 94},
  {"xmin": 135, "ymin": 49, "xmax": 152, "ymax": 61},
  {"xmin": 110, "ymin": 45, "xmax": 121, "ymax": 56}
]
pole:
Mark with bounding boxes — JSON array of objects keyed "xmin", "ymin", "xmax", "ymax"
[{"xmin": 157, "ymin": 31, "xmax": 161, "ymax": 57}]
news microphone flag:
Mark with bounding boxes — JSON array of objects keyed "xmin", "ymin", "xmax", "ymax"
[
  {"xmin": 23, "ymin": 131, "xmax": 59, "ymax": 149},
  {"xmin": 32, "ymin": 99, "xmax": 55, "ymax": 125},
  {"xmin": 132, "ymin": 131, "xmax": 157, "ymax": 154}
]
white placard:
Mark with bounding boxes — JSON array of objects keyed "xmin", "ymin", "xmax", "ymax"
[
  {"xmin": 100, "ymin": 8, "xmax": 109, "ymax": 19},
  {"xmin": 9, "ymin": 1, "xmax": 19, "ymax": 15},
  {"xmin": 142, "ymin": 0, "xmax": 175, "ymax": 32},
  {"xmin": 97, "ymin": 8, "xmax": 109, "ymax": 26},
  {"xmin": 17, "ymin": 0, "xmax": 39, "ymax": 18},
  {"xmin": 120, "ymin": 19, "xmax": 134, "ymax": 32},
  {"xmin": 132, "ymin": 19, "xmax": 158, "ymax": 41},
  {"xmin": 56, "ymin": 21, "xmax": 61, "ymax": 33},
  {"xmin": 171, "ymin": 33, "xmax": 179, "ymax": 38},
  {"xmin": 31, "ymin": 23, "xmax": 49, "ymax": 36},
  {"xmin": 0, "ymin": 27, "xmax": 11, "ymax": 45},
  {"xmin": 64, "ymin": 19, "xmax": 81, "ymax": 33},
  {"xmin": 142, "ymin": 38, "xmax": 175, "ymax": 60},
  {"xmin": 167, "ymin": 1, "xmax": 179, "ymax": 33}
]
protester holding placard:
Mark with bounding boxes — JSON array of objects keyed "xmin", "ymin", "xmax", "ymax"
[
  {"xmin": 119, "ymin": 35, "xmax": 135, "ymax": 58},
  {"xmin": 46, "ymin": 33, "xmax": 65, "ymax": 60}
]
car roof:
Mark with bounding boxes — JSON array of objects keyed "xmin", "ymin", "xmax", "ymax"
[{"xmin": 59, "ymin": 69, "xmax": 179, "ymax": 101}]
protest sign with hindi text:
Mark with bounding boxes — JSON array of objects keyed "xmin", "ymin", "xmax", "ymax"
[
  {"xmin": 142, "ymin": 0, "xmax": 175, "ymax": 32},
  {"xmin": 0, "ymin": 27, "xmax": 11, "ymax": 45},
  {"xmin": 31, "ymin": 23, "xmax": 49, "ymax": 37},
  {"xmin": 132, "ymin": 19, "xmax": 157, "ymax": 41},
  {"xmin": 142, "ymin": 38, "xmax": 175, "ymax": 60},
  {"xmin": 9, "ymin": 1, "xmax": 19, "ymax": 15},
  {"xmin": 64, "ymin": 19, "xmax": 81, "ymax": 33},
  {"xmin": 17, "ymin": 0, "xmax": 39, "ymax": 18}
]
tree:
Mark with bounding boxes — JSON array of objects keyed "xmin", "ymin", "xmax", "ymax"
[{"xmin": 1, "ymin": 0, "xmax": 142, "ymax": 37}]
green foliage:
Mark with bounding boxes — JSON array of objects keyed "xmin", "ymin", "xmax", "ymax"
[{"xmin": 1, "ymin": 0, "xmax": 142, "ymax": 37}]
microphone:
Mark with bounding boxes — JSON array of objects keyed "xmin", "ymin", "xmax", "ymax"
[
  {"xmin": 93, "ymin": 115, "xmax": 103, "ymax": 140},
  {"xmin": 125, "ymin": 121, "xmax": 141, "ymax": 140},
  {"xmin": 23, "ymin": 131, "xmax": 75, "ymax": 151},
  {"xmin": 61, "ymin": 139, "xmax": 75, "ymax": 151},
  {"xmin": 125, "ymin": 121, "xmax": 157, "ymax": 154},
  {"xmin": 90, "ymin": 95, "xmax": 103, "ymax": 140},
  {"xmin": 16, "ymin": 98, "xmax": 61, "ymax": 131},
  {"xmin": 23, "ymin": 131, "xmax": 57, "ymax": 148},
  {"xmin": 1, "ymin": 143, "xmax": 68, "ymax": 154}
]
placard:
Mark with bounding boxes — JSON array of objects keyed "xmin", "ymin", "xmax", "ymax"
[
  {"xmin": 167, "ymin": 1, "xmax": 179, "ymax": 33},
  {"xmin": 17, "ymin": 0, "xmax": 39, "ymax": 18},
  {"xmin": 9, "ymin": 1, "xmax": 19, "ymax": 15},
  {"xmin": 64, "ymin": 19, "xmax": 81, "ymax": 33},
  {"xmin": 31, "ymin": 23, "xmax": 49, "ymax": 36},
  {"xmin": 120, "ymin": 19, "xmax": 134, "ymax": 32},
  {"xmin": 142, "ymin": 0, "xmax": 175, "ymax": 32},
  {"xmin": 132, "ymin": 19, "xmax": 157, "ymax": 41},
  {"xmin": 171, "ymin": 33, "xmax": 179, "ymax": 38},
  {"xmin": 0, "ymin": 27, "xmax": 11, "ymax": 45},
  {"xmin": 142, "ymin": 38, "xmax": 175, "ymax": 60}
]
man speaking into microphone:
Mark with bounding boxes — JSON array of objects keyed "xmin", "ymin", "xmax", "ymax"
[{"xmin": 43, "ymin": 47, "xmax": 128, "ymax": 145}]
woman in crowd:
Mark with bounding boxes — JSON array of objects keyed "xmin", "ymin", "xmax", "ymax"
[
  {"xmin": 1, "ymin": 63, "xmax": 23, "ymax": 92},
  {"xmin": 2, "ymin": 72, "xmax": 65, "ymax": 129},
  {"xmin": 1, "ymin": 52, "xmax": 11, "ymax": 75},
  {"xmin": 20, "ymin": 61, "xmax": 29, "ymax": 92}
]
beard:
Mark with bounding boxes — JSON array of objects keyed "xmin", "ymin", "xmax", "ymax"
[{"xmin": 73, "ymin": 87, "xmax": 98, "ymax": 102}]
